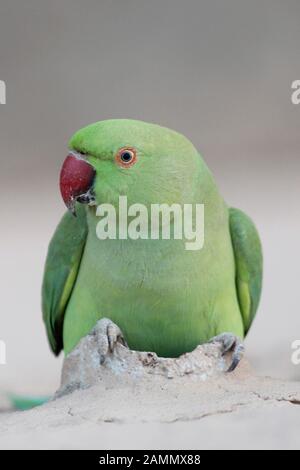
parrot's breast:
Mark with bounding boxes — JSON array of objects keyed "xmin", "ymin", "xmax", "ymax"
[{"xmin": 63, "ymin": 218, "xmax": 244, "ymax": 356}]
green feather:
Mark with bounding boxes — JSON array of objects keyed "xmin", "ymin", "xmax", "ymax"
[
  {"xmin": 229, "ymin": 208, "xmax": 263, "ymax": 334},
  {"xmin": 8, "ymin": 394, "xmax": 49, "ymax": 411},
  {"xmin": 42, "ymin": 204, "xmax": 87, "ymax": 355}
]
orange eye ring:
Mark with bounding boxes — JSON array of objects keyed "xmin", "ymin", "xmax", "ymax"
[{"xmin": 115, "ymin": 147, "xmax": 137, "ymax": 168}]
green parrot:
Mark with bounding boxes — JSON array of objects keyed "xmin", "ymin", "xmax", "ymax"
[{"xmin": 42, "ymin": 119, "xmax": 262, "ymax": 371}]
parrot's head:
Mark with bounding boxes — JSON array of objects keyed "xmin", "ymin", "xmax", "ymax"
[{"xmin": 60, "ymin": 119, "xmax": 208, "ymax": 215}]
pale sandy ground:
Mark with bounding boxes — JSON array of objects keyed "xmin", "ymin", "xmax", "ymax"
[
  {"xmin": 1, "ymin": 320, "xmax": 300, "ymax": 450},
  {"xmin": 1, "ymin": 407, "xmax": 300, "ymax": 450},
  {"xmin": 1, "ymin": 358, "xmax": 300, "ymax": 450}
]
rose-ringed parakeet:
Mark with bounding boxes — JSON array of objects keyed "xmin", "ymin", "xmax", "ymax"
[{"xmin": 42, "ymin": 119, "xmax": 262, "ymax": 371}]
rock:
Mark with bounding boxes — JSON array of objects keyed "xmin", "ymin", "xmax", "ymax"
[
  {"xmin": 1, "ymin": 319, "xmax": 300, "ymax": 449},
  {"xmin": 0, "ymin": 356, "xmax": 300, "ymax": 449},
  {"xmin": 57, "ymin": 318, "xmax": 243, "ymax": 396}
]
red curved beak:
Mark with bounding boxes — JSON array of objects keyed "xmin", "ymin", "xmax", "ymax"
[{"xmin": 59, "ymin": 152, "xmax": 96, "ymax": 215}]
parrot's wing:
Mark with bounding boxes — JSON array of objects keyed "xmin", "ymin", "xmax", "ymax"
[
  {"xmin": 229, "ymin": 207, "xmax": 263, "ymax": 334},
  {"xmin": 42, "ymin": 205, "xmax": 88, "ymax": 355}
]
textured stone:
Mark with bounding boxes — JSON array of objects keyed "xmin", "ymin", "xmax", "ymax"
[
  {"xmin": 1, "ymin": 319, "xmax": 300, "ymax": 449},
  {"xmin": 57, "ymin": 319, "xmax": 238, "ymax": 396}
]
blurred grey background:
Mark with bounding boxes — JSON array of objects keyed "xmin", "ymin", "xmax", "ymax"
[{"xmin": 0, "ymin": 0, "xmax": 299, "ymax": 393}]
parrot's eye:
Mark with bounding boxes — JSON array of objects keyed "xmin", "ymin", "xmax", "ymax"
[{"xmin": 115, "ymin": 147, "xmax": 137, "ymax": 168}]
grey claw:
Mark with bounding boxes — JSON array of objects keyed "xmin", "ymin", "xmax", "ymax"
[
  {"xmin": 227, "ymin": 342, "xmax": 245, "ymax": 372},
  {"xmin": 92, "ymin": 318, "xmax": 128, "ymax": 364},
  {"xmin": 209, "ymin": 333, "xmax": 245, "ymax": 372},
  {"xmin": 107, "ymin": 323, "xmax": 128, "ymax": 352}
]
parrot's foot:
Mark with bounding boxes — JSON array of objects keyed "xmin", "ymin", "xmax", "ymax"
[
  {"xmin": 91, "ymin": 318, "xmax": 128, "ymax": 364},
  {"xmin": 209, "ymin": 333, "xmax": 245, "ymax": 372}
]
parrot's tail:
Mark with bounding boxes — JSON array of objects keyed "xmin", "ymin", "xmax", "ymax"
[{"xmin": 8, "ymin": 394, "xmax": 50, "ymax": 411}]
